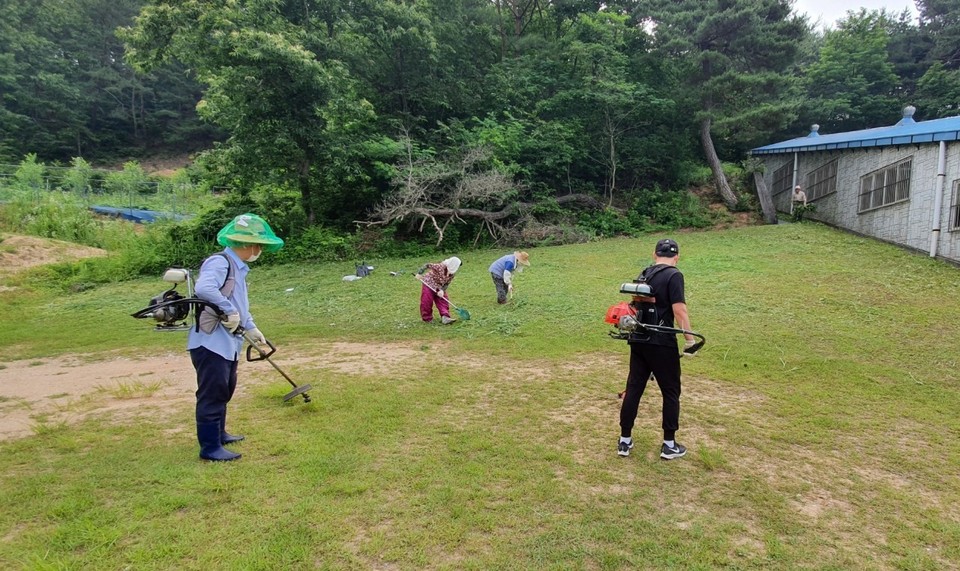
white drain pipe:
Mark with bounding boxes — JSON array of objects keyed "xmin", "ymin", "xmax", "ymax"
[
  {"xmin": 929, "ymin": 141, "xmax": 946, "ymax": 257},
  {"xmin": 790, "ymin": 152, "xmax": 799, "ymax": 214}
]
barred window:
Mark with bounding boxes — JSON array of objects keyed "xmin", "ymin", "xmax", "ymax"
[
  {"xmin": 772, "ymin": 161, "xmax": 794, "ymax": 195},
  {"xmin": 950, "ymin": 180, "xmax": 960, "ymax": 231},
  {"xmin": 858, "ymin": 158, "xmax": 912, "ymax": 213},
  {"xmin": 804, "ymin": 159, "xmax": 838, "ymax": 201}
]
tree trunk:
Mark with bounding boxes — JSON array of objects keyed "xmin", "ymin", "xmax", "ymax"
[
  {"xmin": 495, "ymin": 1, "xmax": 506, "ymax": 59},
  {"xmin": 606, "ymin": 115, "xmax": 617, "ymax": 208},
  {"xmin": 753, "ymin": 171, "xmax": 778, "ymax": 224},
  {"xmin": 699, "ymin": 117, "xmax": 738, "ymax": 209},
  {"xmin": 298, "ymin": 159, "xmax": 315, "ymax": 224}
]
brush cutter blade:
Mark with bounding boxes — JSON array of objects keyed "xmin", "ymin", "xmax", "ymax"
[{"xmin": 283, "ymin": 384, "xmax": 313, "ymax": 402}]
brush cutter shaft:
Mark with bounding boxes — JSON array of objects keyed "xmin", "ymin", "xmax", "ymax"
[
  {"xmin": 242, "ymin": 333, "xmax": 312, "ymax": 403},
  {"xmin": 638, "ymin": 323, "xmax": 703, "ymax": 340},
  {"xmin": 608, "ymin": 321, "xmax": 706, "ymax": 355},
  {"xmin": 639, "ymin": 324, "xmax": 706, "ymax": 355}
]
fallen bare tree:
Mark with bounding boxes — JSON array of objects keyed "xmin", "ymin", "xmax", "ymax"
[{"xmin": 364, "ymin": 137, "xmax": 602, "ymax": 245}]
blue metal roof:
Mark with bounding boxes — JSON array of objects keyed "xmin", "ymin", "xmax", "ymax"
[{"xmin": 750, "ymin": 114, "xmax": 960, "ymax": 155}]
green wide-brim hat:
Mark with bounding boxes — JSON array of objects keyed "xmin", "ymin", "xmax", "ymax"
[{"xmin": 217, "ymin": 213, "xmax": 285, "ymax": 253}]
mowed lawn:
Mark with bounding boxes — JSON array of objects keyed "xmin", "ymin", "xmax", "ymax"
[{"xmin": 1, "ymin": 223, "xmax": 958, "ymax": 570}]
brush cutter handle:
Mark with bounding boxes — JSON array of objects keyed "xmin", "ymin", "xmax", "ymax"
[
  {"xmin": 683, "ymin": 339, "xmax": 705, "ymax": 357},
  {"xmin": 245, "ymin": 337, "xmax": 277, "ymax": 361}
]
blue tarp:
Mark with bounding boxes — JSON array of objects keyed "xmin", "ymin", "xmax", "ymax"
[{"xmin": 89, "ymin": 205, "xmax": 191, "ymax": 223}]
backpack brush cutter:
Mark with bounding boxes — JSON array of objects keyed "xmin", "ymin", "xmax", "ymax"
[
  {"xmin": 131, "ymin": 267, "xmax": 313, "ymax": 403},
  {"xmin": 607, "ymin": 281, "xmax": 706, "ymax": 400},
  {"xmin": 605, "ymin": 281, "xmax": 706, "ymax": 355}
]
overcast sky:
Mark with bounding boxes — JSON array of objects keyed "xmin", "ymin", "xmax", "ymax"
[{"xmin": 792, "ymin": 0, "xmax": 918, "ymax": 29}]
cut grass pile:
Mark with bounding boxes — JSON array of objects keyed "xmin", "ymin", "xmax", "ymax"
[{"xmin": 0, "ymin": 223, "xmax": 958, "ymax": 569}]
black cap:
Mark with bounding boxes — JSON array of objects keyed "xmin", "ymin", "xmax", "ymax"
[{"xmin": 655, "ymin": 238, "xmax": 679, "ymax": 257}]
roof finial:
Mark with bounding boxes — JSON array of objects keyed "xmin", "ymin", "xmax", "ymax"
[
  {"xmin": 808, "ymin": 124, "xmax": 820, "ymax": 137},
  {"xmin": 896, "ymin": 105, "xmax": 917, "ymax": 126}
]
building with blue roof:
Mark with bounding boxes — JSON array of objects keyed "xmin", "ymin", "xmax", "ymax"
[{"xmin": 749, "ymin": 106, "xmax": 960, "ymax": 264}]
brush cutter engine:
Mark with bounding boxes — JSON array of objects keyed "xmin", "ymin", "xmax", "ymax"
[
  {"xmin": 605, "ymin": 282, "xmax": 653, "ymax": 340},
  {"xmin": 130, "ymin": 268, "xmax": 214, "ymax": 331},
  {"xmin": 147, "ymin": 288, "xmax": 191, "ymax": 324}
]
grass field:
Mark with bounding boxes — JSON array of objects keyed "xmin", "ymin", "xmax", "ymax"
[{"xmin": 1, "ymin": 222, "xmax": 958, "ymax": 569}]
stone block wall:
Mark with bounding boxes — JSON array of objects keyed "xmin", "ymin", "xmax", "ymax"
[{"xmin": 760, "ymin": 143, "xmax": 960, "ymax": 264}]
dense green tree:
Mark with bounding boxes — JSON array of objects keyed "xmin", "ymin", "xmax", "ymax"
[
  {"xmin": 534, "ymin": 11, "xmax": 670, "ymax": 205},
  {"xmin": 915, "ymin": 62, "xmax": 960, "ymax": 117},
  {"xmin": 803, "ymin": 10, "xmax": 901, "ymax": 131},
  {"xmin": 917, "ymin": 0, "xmax": 960, "ymax": 69},
  {"xmin": 0, "ymin": 0, "xmax": 215, "ymax": 162},
  {"xmin": 641, "ymin": 0, "xmax": 807, "ymax": 209},
  {"xmin": 0, "ymin": 1, "xmax": 87, "ymax": 159},
  {"xmin": 886, "ymin": 8, "xmax": 934, "ymax": 99},
  {"xmin": 122, "ymin": 0, "xmax": 379, "ymax": 225}
]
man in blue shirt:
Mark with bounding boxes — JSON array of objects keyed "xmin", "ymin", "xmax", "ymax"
[
  {"xmin": 488, "ymin": 251, "xmax": 530, "ymax": 303},
  {"xmin": 188, "ymin": 213, "xmax": 284, "ymax": 462}
]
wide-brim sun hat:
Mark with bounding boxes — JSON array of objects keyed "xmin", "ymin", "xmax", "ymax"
[
  {"xmin": 515, "ymin": 251, "xmax": 530, "ymax": 266},
  {"xmin": 217, "ymin": 213, "xmax": 285, "ymax": 253},
  {"xmin": 442, "ymin": 257, "xmax": 462, "ymax": 274}
]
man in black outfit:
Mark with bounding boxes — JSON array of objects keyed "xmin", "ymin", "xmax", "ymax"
[{"xmin": 618, "ymin": 238, "xmax": 697, "ymax": 460}]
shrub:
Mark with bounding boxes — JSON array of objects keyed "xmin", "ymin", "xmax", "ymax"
[
  {"xmin": 629, "ymin": 188, "xmax": 714, "ymax": 231},
  {"xmin": 674, "ymin": 161, "xmax": 714, "ymax": 188},
  {"xmin": 356, "ymin": 225, "xmax": 439, "ymax": 259},
  {"xmin": 0, "ymin": 191, "xmax": 100, "ymax": 245},
  {"xmin": 576, "ymin": 208, "xmax": 635, "ymax": 237},
  {"xmin": 103, "ymin": 162, "xmax": 150, "ymax": 200},
  {"xmin": 273, "ymin": 225, "xmax": 357, "ymax": 263},
  {"xmin": 13, "ymin": 154, "xmax": 45, "ymax": 193},
  {"xmin": 63, "ymin": 157, "xmax": 94, "ymax": 195},
  {"xmin": 515, "ymin": 222, "xmax": 593, "ymax": 247}
]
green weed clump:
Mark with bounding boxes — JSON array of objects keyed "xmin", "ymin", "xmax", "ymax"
[{"xmin": 628, "ymin": 187, "xmax": 719, "ymax": 231}]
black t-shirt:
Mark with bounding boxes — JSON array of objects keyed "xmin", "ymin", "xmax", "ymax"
[{"xmin": 628, "ymin": 263, "xmax": 685, "ymax": 348}]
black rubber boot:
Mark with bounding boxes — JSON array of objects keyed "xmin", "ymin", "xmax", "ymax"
[
  {"xmin": 198, "ymin": 422, "xmax": 241, "ymax": 462},
  {"xmin": 221, "ymin": 412, "xmax": 245, "ymax": 445}
]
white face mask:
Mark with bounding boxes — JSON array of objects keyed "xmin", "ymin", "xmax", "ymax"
[{"xmin": 246, "ymin": 246, "xmax": 262, "ymax": 262}]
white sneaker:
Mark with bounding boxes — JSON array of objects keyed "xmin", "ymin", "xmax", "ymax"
[{"xmin": 441, "ymin": 316, "xmax": 457, "ymax": 324}]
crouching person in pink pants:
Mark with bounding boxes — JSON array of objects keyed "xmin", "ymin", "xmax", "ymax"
[{"xmin": 415, "ymin": 257, "xmax": 462, "ymax": 324}]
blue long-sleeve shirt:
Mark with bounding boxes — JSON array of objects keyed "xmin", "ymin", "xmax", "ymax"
[
  {"xmin": 488, "ymin": 254, "xmax": 517, "ymax": 278},
  {"xmin": 186, "ymin": 248, "xmax": 255, "ymax": 361}
]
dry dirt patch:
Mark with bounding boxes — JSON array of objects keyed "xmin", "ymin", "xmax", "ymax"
[
  {"xmin": 0, "ymin": 341, "xmax": 435, "ymax": 441},
  {"xmin": 0, "ymin": 233, "xmax": 107, "ymax": 287}
]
